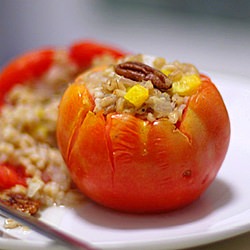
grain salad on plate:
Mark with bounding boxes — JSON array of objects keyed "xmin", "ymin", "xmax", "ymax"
[
  {"xmin": 0, "ymin": 51, "xmax": 80, "ymax": 207},
  {"xmin": 0, "ymin": 41, "xmax": 125, "ymax": 220}
]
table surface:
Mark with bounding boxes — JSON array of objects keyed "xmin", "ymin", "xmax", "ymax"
[{"xmin": 190, "ymin": 232, "xmax": 250, "ymax": 250}]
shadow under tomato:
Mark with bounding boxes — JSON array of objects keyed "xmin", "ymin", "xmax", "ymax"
[{"xmin": 74, "ymin": 178, "xmax": 234, "ymax": 230}]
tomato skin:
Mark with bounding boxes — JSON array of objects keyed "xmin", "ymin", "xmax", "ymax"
[
  {"xmin": 56, "ymin": 82, "xmax": 95, "ymax": 161},
  {"xmin": 57, "ymin": 69, "xmax": 230, "ymax": 213},
  {"xmin": 0, "ymin": 165, "xmax": 27, "ymax": 190}
]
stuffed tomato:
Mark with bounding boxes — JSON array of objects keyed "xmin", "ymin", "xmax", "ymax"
[{"xmin": 57, "ymin": 54, "xmax": 230, "ymax": 213}]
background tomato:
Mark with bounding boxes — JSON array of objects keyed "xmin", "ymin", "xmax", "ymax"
[
  {"xmin": 69, "ymin": 40, "xmax": 126, "ymax": 69},
  {"xmin": 0, "ymin": 40, "xmax": 126, "ymax": 107},
  {"xmin": 57, "ymin": 69, "xmax": 230, "ymax": 213},
  {"xmin": 0, "ymin": 40, "xmax": 126, "ymax": 189},
  {"xmin": 0, "ymin": 49, "xmax": 55, "ymax": 106},
  {"xmin": 0, "ymin": 165, "xmax": 27, "ymax": 190}
]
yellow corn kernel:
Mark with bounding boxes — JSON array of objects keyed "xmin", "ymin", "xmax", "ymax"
[
  {"xmin": 124, "ymin": 84, "xmax": 149, "ymax": 108},
  {"xmin": 172, "ymin": 74, "xmax": 201, "ymax": 96},
  {"xmin": 161, "ymin": 68, "xmax": 172, "ymax": 76}
]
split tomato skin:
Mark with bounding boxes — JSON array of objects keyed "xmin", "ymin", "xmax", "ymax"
[{"xmin": 57, "ymin": 70, "xmax": 230, "ymax": 213}]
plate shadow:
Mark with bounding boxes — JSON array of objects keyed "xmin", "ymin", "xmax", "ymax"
[{"xmin": 74, "ymin": 178, "xmax": 234, "ymax": 230}]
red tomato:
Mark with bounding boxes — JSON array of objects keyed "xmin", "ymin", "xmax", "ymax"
[
  {"xmin": 0, "ymin": 165, "xmax": 27, "ymax": 190},
  {"xmin": 57, "ymin": 69, "xmax": 230, "ymax": 213},
  {"xmin": 69, "ymin": 40, "xmax": 127, "ymax": 69},
  {"xmin": 0, "ymin": 49, "xmax": 55, "ymax": 106}
]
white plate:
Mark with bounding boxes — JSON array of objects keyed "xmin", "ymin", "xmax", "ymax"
[{"xmin": 1, "ymin": 72, "xmax": 250, "ymax": 250}]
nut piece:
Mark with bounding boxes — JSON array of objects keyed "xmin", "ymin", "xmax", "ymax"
[
  {"xmin": 114, "ymin": 61, "xmax": 172, "ymax": 91},
  {"xmin": 0, "ymin": 193, "xmax": 40, "ymax": 215}
]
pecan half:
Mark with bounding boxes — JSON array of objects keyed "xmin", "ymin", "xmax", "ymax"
[
  {"xmin": 0, "ymin": 193, "xmax": 40, "ymax": 215},
  {"xmin": 114, "ymin": 61, "xmax": 172, "ymax": 91}
]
